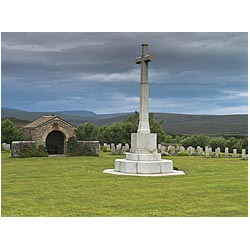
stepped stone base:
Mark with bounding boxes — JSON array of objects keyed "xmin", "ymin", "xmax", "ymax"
[
  {"xmin": 115, "ymin": 158, "xmax": 173, "ymax": 174},
  {"xmin": 103, "ymin": 169, "xmax": 185, "ymax": 177},
  {"xmin": 126, "ymin": 152, "xmax": 161, "ymax": 161},
  {"xmin": 104, "ymin": 132, "xmax": 185, "ymax": 177}
]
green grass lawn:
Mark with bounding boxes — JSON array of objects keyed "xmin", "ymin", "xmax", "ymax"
[{"xmin": 1, "ymin": 151, "xmax": 248, "ymax": 217}]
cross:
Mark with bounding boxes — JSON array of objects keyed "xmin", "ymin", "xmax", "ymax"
[
  {"xmin": 136, "ymin": 44, "xmax": 154, "ymax": 133},
  {"xmin": 136, "ymin": 44, "xmax": 154, "ymax": 66}
]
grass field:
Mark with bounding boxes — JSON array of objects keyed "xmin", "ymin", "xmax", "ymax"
[{"xmin": 1, "ymin": 152, "xmax": 248, "ymax": 217}]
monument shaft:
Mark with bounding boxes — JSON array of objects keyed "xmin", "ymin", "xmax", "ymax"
[{"xmin": 137, "ymin": 44, "xmax": 153, "ymax": 134}]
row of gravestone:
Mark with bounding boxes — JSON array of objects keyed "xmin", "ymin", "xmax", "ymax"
[
  {"xmin": 102, "ymin": 143, "xmax": 247, "ymax": 159},
  {"xmin": 103, "ymin": 143, "xmax": 130, "ymax": 155},
  {"xmin": 158, "ymin": 144, "xmax": 247, "ymax": 159}
]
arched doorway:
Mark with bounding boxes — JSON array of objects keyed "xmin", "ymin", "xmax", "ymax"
[{"xmin": 46, "ymin": 131, "xmax": 65, "ymax": 154}]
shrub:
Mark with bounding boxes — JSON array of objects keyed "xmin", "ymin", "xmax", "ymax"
[
  {"xmin": 177, "ymin": 151, "xmax": 189, "ymax": 156},
  {"xmin": 67, "ymin": 137, "xmax": 99, "ymax": 156},
  {"xmin": 180, "ymin": 134, "xmax": 209, "ymax": 148},
  {"xmin": 76, "ymin": 143, "xmax": 94, "ymax": 156},
  {"xmin": 67, "ymin": 137, "xmax": 78, "ymax": 155},
  {"xmin": 19, "ymin": 144, "xmax": 48, "ymax": 158},
  {"xmin": 101, "ymin": 145, "xmax": 110, "ymax": 152},
  {"xmin": 191, "ymin": 152, "xmax": 199, "ymax": 156}
]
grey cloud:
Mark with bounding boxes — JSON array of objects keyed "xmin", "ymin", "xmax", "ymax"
[{"xmin": 1, "ymin": 32, "xmax": 248, "ymax": 114}]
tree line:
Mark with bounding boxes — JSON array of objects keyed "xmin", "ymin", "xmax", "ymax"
[
  {"xmin": 76, "ymin": 112, "xmax": 248, "ymax": 152},
  {"xmin": 1, "ymin": 112, "xmax": 248, "ymax": 152}
]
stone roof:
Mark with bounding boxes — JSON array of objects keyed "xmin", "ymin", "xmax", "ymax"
[{"xmin": 24, "ymin": 115, "xmax": 76, "ymax": 129}]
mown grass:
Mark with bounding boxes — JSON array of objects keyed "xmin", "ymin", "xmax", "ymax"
[{"xmin": 1, "ymin": 152, "xmax": 248, "ymax": 217}]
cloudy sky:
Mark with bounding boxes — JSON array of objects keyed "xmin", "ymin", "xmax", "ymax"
[{"xmin": 1, "ymin": 32, "xmax": 248, "ymax": 114}]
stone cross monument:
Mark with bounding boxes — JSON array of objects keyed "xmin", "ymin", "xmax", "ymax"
[
  {"xmin": 136, "ymin": 44, "xmax": 154, "ymax": 134},
  {"xmin": 130, "ymin": 44, "xmax": 157, "ymax": 155},
  {"xmin": 104, "ymin": 44, "xmax": 185, "ymax": 176}
]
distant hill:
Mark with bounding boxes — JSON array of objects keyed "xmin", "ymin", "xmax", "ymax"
[
  {"xmin": 1, "ymin": 107, "xmax": 248, "ymax": 136},
  {"xmin": 57, "ymin": 110, "xmax": 97, "ymax": 117},
  {"xmin": 154, "ymin": 113, "xmax": 248, "ymax": 136},
  {"xmin": 57, "ymin": 110, "xmax": 131, "ymax": 119},
  {"xmin": 1, "ymin": 108, "xmax": 130, "ymax": 125}
]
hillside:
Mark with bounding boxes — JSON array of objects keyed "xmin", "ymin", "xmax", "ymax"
[
  {"xmin": 154, "ymin": 113, "xmax": 248, "ymax": 136},
  {"xmin": 92, "ymin": 113, "xmax": 248, "ymax": 136},
  {"xmin": 1, "ymin": 108, "xmax": 97, "ymax": 124},
  {"xmin": 1, "ymin": 108, "xmax": 248, "ymax": 136},
  {"xmin": 1, "ymin": 108, "xmax": 131, "ymax": 125}
]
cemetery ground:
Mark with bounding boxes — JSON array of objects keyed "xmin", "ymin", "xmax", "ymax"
[{"xmin": 1, "ymin": 151, "xmax": 247, "ymax": 217}]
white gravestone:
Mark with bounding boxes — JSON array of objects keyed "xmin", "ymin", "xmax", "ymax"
[
  {"xmin": 188, "ymin": 147, "xmax": 194, "ymax": 155},
  {"xmin": 161, "ymin": 145, "xmax": 167, "ymax": 155},
  {"xmin": 170, "ymin": 146, "xmax": 175, "ymax": 155},
  {"xmin": 208, "ymin": 147, "xmax": 212, "ymax": 157},
  {"xmin": 242, "ymin": 149, "xmax": 246, "ymax": 160},
  {"xmin": 180, "ymin": 146, "xmax": 185, "ymax": 152},
  {"xmin": 205, "ymin": 148, "xmax": 209, "ymax": 158},
  {"xmin": 2, "ymin": 143, "xmax": 11, "ymax": 150},
  {"xmin": 217, "ymin": 147, "xmax": 220, "ymax": 153},
  {"xmin": 116, "ymin": 144, "xmax": 122, "ymax": 154},
  {"xmin": 233, "ymin": 149, "xmax": 237, "ymax": 158},
  {"xmin": 224, "ymin": 147, "xmax": 229, "ymax": 158},
  {"xmin": 191, "ymin": 147, "xmax": 195, "ymax": 155},
  {"xmin": 215, "ymin": 148, "xmax": 219, "ymax": 158},
  {"xmin": 197, "ymin": 146, "xmax": 202, "ymax": 156},
  {"xmin": 111, "ymin": 145, "xmax": 116, "ymax": 154},
  {"xmin": 199, "ymin": 147, "xmax": 203, "ymax": 156},
  {"xmin": 125, "ymin": 143, "xmax": 130, "ymax": 152},
  {"xmin": 122, "ymin": 146, "xmax": 126, "ymax": 154}
]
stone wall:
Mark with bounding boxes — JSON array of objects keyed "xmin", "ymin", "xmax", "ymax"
[
  {"xmin": 11, "ymin": 141, "xmax": 37, "ymax": 157},
  {"xmin": 78, "ymin": 141, "xmax": 100, "ymax": 156},
  {"xmin": 11, "ymin": 140, "xmax": 100, "ymax": 157}
]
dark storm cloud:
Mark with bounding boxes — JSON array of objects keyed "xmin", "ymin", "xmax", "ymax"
[{"xmin": 1, "ymin": 32, "xmax": 248, "ymax": 114}]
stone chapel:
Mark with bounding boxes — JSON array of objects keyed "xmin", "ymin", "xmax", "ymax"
[{"xmin": 23, "ymin": 115, "xmax": 77, "ymax": 154}]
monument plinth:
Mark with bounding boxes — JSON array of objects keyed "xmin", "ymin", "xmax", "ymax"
[{"xmin": 104, "ymin": 44, "xmax": 185, "ymax": 176}]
